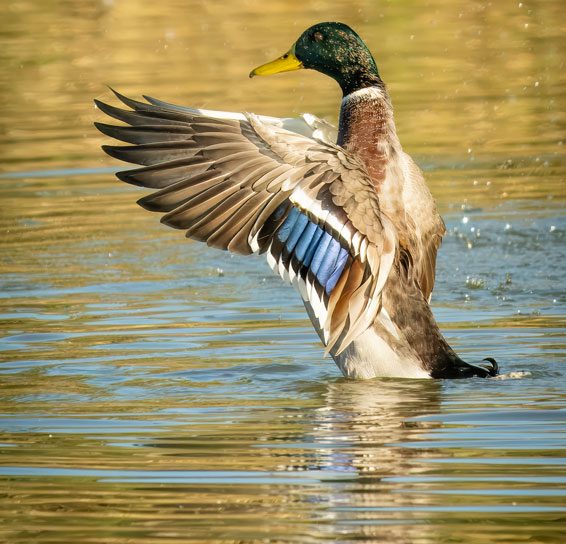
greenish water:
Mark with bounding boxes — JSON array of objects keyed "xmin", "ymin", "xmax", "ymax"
[{"xmin": 0, "ymin": 0, "xmax": 565, "ymax": 542}]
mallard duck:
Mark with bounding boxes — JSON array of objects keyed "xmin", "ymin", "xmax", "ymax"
[{"xmin": 95, "ymin": 22, "xmax": 498, "ymax": 379}]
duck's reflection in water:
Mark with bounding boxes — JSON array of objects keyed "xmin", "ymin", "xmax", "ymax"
[
  {"xmin": 277, "ymin": 378, "xmax": 444, "ymax": 542},
  {"xmin": 282, "ymin": 378, "xmax": 441, "ymax": 475},
  {"xmin": 135, "ymin": 379, "xmax": 443, "ymax": 542}
]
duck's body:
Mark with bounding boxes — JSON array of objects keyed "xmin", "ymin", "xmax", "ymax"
[{"xmin": 96, "ymin": 22, "xmax": 497, "ymax": 379}]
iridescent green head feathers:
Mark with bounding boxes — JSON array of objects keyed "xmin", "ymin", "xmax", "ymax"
[{"xmin": 250, "ymin": 22, "xmax": 383, "ymax": 96}]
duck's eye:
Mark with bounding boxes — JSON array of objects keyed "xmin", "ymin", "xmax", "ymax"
[{"xmin": 313, "ymin": 31, "xmax": 324, "ymax": 42}]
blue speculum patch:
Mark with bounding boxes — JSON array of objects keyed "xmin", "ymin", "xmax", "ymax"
[{"xmin": 277, "ymin": 207, "xmax": 349, "ymax": 294}]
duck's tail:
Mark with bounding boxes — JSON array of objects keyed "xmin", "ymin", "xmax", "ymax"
[{"xmin": 380, "ymin": 269, "xmax": 498, "ymax": 379}]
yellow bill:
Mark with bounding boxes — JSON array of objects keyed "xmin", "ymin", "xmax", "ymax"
[{"xmin": 249, "ymin": 46, "xmax": 303, "ymax": 78}]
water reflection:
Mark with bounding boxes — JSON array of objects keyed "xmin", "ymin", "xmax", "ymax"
[
  {"xmin": 0, "ymin": 378, "xmax": 445, "ymax": 543},
  {"xmin": 303, "ymin": 380, "xmax": 443, "ymax": 542},
  {"xmin": 308, "ymin": 380, "xmax": 440, "ymax": 473},
  {"xmin": 124, "ymin": 380, "xmax": 447, "ymax": 544}
]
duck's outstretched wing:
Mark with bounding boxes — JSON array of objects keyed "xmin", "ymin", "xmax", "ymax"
[
  {"xmin": 112, "ymin": 93, "xmax": 339, "ymax": 144},
  {"xmin": 95, "ymin": 91, "xmax": 395, "ymax": 355}
]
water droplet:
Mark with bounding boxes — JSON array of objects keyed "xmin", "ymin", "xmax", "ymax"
[{"xmin": 466, "ymin": 277, "xmax": 485, "ymax": 289}]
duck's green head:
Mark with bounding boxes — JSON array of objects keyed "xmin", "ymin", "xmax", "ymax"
[{"xmin": 250, "ymin": 22, "xmax": 382, "ymax": 96}]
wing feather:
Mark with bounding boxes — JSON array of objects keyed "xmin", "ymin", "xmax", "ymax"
[
  {"xmin": 103, "ymin": 142, "xmax": 199, "ymax": 166},
  {"xmin": 97, "ymin": 92, "xmax": 399, "ymax": 353},
  {"xmin": 401, "ymin": 153, "xmax": 446, "ymax": 301}
]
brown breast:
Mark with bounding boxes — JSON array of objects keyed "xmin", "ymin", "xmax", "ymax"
[{"xmin": 336, "ymin": 88, "xmax": 396, "ymax": 187}]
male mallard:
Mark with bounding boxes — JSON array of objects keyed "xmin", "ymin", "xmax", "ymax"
[{"xmin": 95, "ymin": 22, "xmax": 497, "ymax": 379}]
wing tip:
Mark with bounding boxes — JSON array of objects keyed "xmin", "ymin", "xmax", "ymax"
[
  {"xmin": 115, "ymin": 168, "xmax": 147, "ymax": 187},
  {"xmin": 101, "ymin": 144, "xmax": 126, "ymax": 162},
  {"xmin": 94, "ymin": 121, "xmax": 115, "ymax": 138},
  {"xmin": 137, "ymin": 194, "xmax": 163, "ymax": 212},
  {"xmin": 108, "ymin": 87, "xmax": 135, "ymax": 107}
]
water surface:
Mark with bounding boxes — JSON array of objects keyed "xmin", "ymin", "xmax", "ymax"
[{"xmin": 1, "ymin": 1, "xmax": 565, "ymax": 542}]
